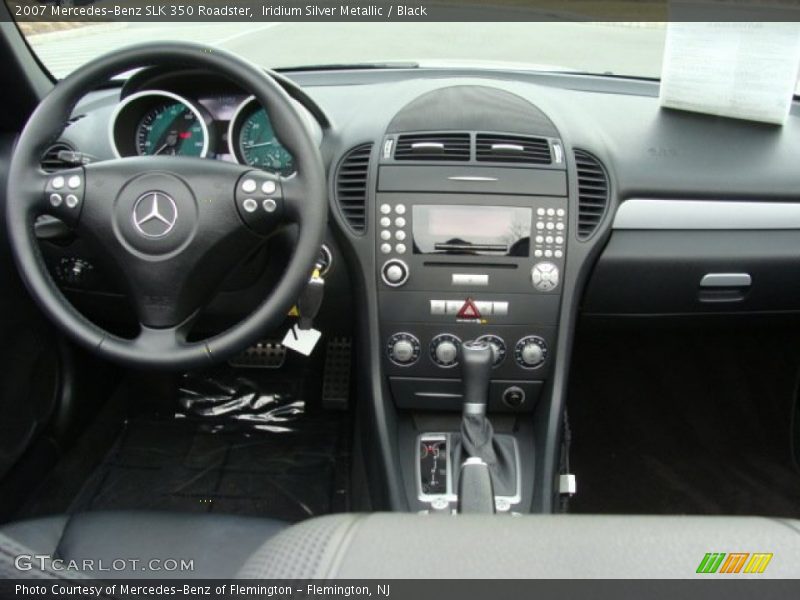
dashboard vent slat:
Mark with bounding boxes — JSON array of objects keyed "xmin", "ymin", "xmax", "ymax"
[
  {"xmin": 40, "ymin": 142, "xmax": 75, "ymax": 173},
  {"xmin": 335, "ymin": 143, "xmax": 373, "ymax": 234},
  {"xmin": 476, "ymin": 134, "xmax": 551, "ymax": 164},
  {"xmin": 394, "ymin": 133, "xmax": 470, "ymax": 161},
  {"xmin": 574, "ymin": 150, "xmax": 609, "ymax": 240}
]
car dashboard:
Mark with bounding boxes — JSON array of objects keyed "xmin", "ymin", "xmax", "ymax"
[{"xmin": 36, "ymin": 63, "xmax": 800, "ymax": 512}]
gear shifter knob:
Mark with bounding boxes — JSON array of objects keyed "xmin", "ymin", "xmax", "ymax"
[{"xmin": 461, "ymin": 340, "xmax": 493, "ymax": 417}]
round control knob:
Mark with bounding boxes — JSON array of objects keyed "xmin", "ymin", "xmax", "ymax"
[
  {"xmin": 475, "ymin": 334, "xmax": 506, "ymax": 367},
  {"xmin": 387, "ymin": 333, "xmax": 420, "ymax": 366},
  {"xmin": 515, "ymin": 335, "xmax": 548, "ymax": 369},
  {"xmin": 381, "ymin": 259, "xmax": 409, "ymax": 287},
  {"xmin": 430, "ymin": 334, "xmax": 461, "ymax": 368}
]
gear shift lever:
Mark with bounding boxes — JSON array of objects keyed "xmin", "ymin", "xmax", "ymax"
[{"xmin": 457, "ymin": 340, "xmax": 497, "ymax": 513}]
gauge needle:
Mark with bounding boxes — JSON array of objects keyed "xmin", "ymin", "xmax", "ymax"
[{"xmin": 245, "ymin": 141, "xmax": 274, "ymax": 149}]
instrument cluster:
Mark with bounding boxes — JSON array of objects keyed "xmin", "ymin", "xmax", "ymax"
[{"xmin": 109, "ymin": 89, "xmax": 295, "ymax": 175}]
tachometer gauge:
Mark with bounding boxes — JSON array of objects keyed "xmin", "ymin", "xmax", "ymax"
[
  {"xmin": 135, "ymin": 102, "xmax": 206, "ymax": 156},
  {"xmin": 228, "ymin": 97, "xmax": 295, "ymax": 175},
  {"xmin": 109, "ymin": 90, "xmax": 210, "ymax": 159}
]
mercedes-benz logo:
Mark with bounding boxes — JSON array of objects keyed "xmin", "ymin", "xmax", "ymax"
[{"xmin": 132, "ymin": 191, "xmax": 178, "ymax": 238}]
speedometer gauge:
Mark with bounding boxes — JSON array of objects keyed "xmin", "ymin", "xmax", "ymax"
[
  {"xmin": 228, "ymin": 98, "xmax": 295, "ymax": 175},
  {"xmin": 109, "ymin": 90, "xmax": 210, "ymax": 159},
  {"xmin": 135, "ymin": 102, "xmax": 206, "ymax": 156}
]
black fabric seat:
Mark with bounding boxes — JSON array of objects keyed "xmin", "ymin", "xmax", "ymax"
[{"xmin": 0, "ymin": 511, "xmax": 286, "ymax": 579}]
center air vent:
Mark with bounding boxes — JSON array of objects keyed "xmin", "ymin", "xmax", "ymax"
[
  {"xmin": 394, "ymin": 133, "xmax": 470, "ymax": 161},
  {"xmin": 476, "ymin": 134, "xmax": 551, "ymax": 164},
  {"xmin": 335, "ymin": 143, "xmax": 373, "ymax": 234},
  {"xmin": 41, "ymin": 142, "xmax": 75, "ymax": 173},
  {"xmin": 574, "ymin": 150, "xmax": 609, "ymax": 240}
]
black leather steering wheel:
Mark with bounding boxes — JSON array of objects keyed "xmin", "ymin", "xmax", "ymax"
[{"xmin": 6, "ymin": 43, "xmax": 327, "ymax": 370}]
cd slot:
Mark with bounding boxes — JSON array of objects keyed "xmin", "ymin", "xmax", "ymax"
[{"xmin": 423, "ymin": 261, "xmax": 518, "ymax": 269}]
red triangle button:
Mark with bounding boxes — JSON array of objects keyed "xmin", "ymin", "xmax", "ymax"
[{"xmin": 457, "ymin": 298, "xmax": 481, "ymax": 320}]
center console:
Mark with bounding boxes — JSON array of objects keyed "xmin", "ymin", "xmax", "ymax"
[{"xmin": 377, "ymin": 160, "xmax": 568, "ymax": 415}]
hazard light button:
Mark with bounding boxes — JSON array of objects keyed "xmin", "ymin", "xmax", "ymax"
[{"xmin": 457, "ymin": 298, "xmax": 482, "ymax": 320}]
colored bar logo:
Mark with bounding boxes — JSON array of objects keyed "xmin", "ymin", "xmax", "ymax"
[{"xmin": 696, "ymin": 553, "xmax": 773, "ymax": 574}]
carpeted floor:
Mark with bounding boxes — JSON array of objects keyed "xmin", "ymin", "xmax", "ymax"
[{"xmin": 567, "ymin": 324, "xmax": 800, "ymax": 517}]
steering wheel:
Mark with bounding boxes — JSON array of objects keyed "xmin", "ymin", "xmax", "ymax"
[{"xmin": 6, "ymin": 43, "xmax": 327, "ymax": 370}]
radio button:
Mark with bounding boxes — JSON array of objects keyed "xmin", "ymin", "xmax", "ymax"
[
  {"xmin": 556, "ymin": 222, "xmax": 565, "ymax": 231},
  {"xmin": 395, "ymin": 231, "xmax": 406, "ymax": 241},
  {"xmin": 452, "ymin": 273, "xmax": 488, "ymax": 286},
  {"xmin": 537, "ymin": 208, "xmax": 545, "ymax": 216},
  {"xmin": 380, "ymin": 217, "xmax": 391, "ymax": 227},
  {"xmin": 555, "ymin": 236, "xmax": 564, "ymax": 244},
  {"xmin": 445, "ymin": 300, "xmax": 462, "ymax": 315},
  {"xmin": 395, "ymin": 204, "xmax": 406, "ymax": 215},
  {"xmin": 547, "ymin": 208, "xmax": 555, "ymax": 216},
  {"xmin": 395, "ymin": 217, "xmax": 406, "ymax": 228},
  {"xmin": 475, "ymin": 301, "xmax": 493, "ymax": 315},
  {"xmin": 536, "ymin": 222, "xmax": 545, "ymax": 230},
  {"xmin": 395, "ymin": 243, "xmax": 407, "ymax": 254},
  {"xmin": 430, "ymin": 300, "xmax": 446, "ymax": 315},
  {"xmin": 382, "ymin": 260, "xmax": 409, "ymax": 286},
  {"xmin": 535, "ymin": 235, "xmax": 544, "ymax": 243},
  {"xmin": 380, "ymin": 230, "xmax": 391, "ymax": 241},
  {"xmin": 555, "ymin": 250, "xmax": 564, "ymax": 258},
  {"xmin": 534, "ymin": 250, "xmax": 543, "ymax": 257},
  {"xmin": 546, "ymin": 222, "xmax": 555, "ymax": 230},
  {"xmin": 532, "ymin": 262, "xmax": 560, "ymax": 291},
  {"xmin": 557, "ymin": 208, "xmax": 566, "ymax": 217},
  {"xmin": 492, "ymin": 301, "xmax": 509, "ymax": 316},
  {"xmin": 380, "ymin": 243, "xmax": 392, "ymax": 254},
  {"xmin": 380, "ymin": 204, "xmax": 391, "ymax": 214}
]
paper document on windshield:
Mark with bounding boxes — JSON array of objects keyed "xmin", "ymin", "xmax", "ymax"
[{"xmin": 660, "ymin": 22, "xmax": 800, "ymax": 125}]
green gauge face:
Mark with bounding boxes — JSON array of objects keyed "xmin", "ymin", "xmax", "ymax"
[
  {"xmin": 135, "ymin": 102, "xmax": 206, "ymax": 156},
  {"xmin": 238, "ymin": 108, "xmax": 295, "ymax": 175}
]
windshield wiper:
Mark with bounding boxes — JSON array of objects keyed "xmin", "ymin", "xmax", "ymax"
[{"xmin": 275, "ymin": 61, "xmax": 419, "ymax": 73}]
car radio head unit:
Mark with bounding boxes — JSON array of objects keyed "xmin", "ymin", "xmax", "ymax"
[{"xmin": 411, "ymin": 205, "xmax": 531, "ymax": 257}]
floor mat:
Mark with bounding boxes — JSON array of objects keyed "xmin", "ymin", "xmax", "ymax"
[
  {"xmin": 70, "ymin": 415, "xmax": 348, "ymax": 521},
  {"xmin": 69, "ymin": 369, "xmax": 350, "ymax": 522},
  {"xmin": 567, "ymin": 325, "xmax": 800, "ymax": 517}
]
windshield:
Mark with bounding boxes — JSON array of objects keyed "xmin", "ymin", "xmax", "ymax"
[{"xmin": 18, "ymin": 20, "xmax": 670, "ymax": 79}]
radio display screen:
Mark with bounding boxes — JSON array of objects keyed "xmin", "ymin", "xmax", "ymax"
[{"xmin": 412, "ymin": 205, "xmax": 532, "ymax": 257}]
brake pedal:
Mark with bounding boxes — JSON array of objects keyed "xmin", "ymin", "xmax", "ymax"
[{"xmin": 228, "ymin": 340, "xmax": 287, "ymax": 369}]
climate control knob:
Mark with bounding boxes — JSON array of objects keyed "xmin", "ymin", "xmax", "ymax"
[
  {"xmin": 381, "ymin": 259, "xmax": 409, "ymax": 287},
  {"xmin": 515, "ymin": 336, "xmax": 548, "ymax": 369},
  {"xmin": 387, "ymin": 333, "xmax": 420, "ymax": 366},
  {"xmin": 430, "ymin": 334, "xmax": 461, "ymax": 368},
  {"xmin": 475, "ymin": 334, "xmax": 506, "ymax": 367}
]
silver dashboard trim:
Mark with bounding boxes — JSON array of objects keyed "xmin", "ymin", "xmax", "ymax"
[{"xmin": 613, "ymin": 199, "xmax": 800, "ymax": 230}]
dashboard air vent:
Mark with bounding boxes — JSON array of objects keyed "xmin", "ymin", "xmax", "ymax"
[
  {"xmin": 40, "ymin": 142, "xmax": 74, "ymax": 173},
  {"xmin": 335, "ymin": 143, "xmax": 373, "ymax": 234},
  {"xmin": 394, "ymin": 133, "xmax": 470, "ymax": 161},
  {"xmin": 476, "ymin": 134, "xmax": 551, "ymax": 164},
  {"xmin": 574, "ymin": 150, "xmax": 609, "ymax": 240}
]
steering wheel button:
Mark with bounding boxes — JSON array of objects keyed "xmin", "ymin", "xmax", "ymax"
[
  {"xmin": 262, "ymin": 198, "xmax": 277, "ymax": 213},
  {"xmin": 51, "ymin": 176, "xmax": 65, "ymax": 190},
  {"xmin": 65, "ymin": 194, "xmax": 79, "ymax": 208},
  {"xmin": 49, "ymin": 193, "xmax": 63, "ymax": 207},
  {"xmin": 67, "ymin": 175, "xmax": 81, "ymax": 189},
  {"xmin": 261, "ymin": 180, "xmax": 277, "ymax": 195},
  {"xmin": 243, "ymin": 198, "xmax": 258, "ymax": 213},
  {"xmin": 242, "ymin": 179, "xmax": 257, "ymax": 193}
]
